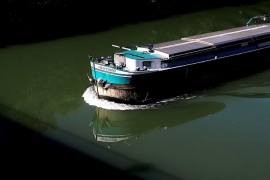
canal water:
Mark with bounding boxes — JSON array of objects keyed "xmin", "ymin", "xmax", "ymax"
[{"xmin": 1, "ymin": 1, "xmax": 270, "ymax": 179}]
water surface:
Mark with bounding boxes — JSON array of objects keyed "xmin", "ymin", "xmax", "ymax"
[{"xmin": 1, "ymin": 1, "xmax": 270, "ymax": 179}]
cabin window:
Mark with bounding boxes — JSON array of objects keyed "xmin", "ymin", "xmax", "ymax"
[{"xmin": 142, "ymin": 61, "xmax": 152, "ymax": 68}]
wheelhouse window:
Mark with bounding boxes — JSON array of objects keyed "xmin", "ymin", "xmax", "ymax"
[{"xmin": 142, "ymin": 61, "xmax": 152, "ymax": 68}]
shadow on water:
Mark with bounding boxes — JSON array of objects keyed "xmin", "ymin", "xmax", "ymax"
[
  {"xmin": 0, "ymin": 101, "xmax": 183, "ymax": 179},
  {"xmin": 90, "ymin": 101, "xmax": 226, "ymax": 143},
  {"xmin": 0, "ymin": 103, "xmax": 141, "ymax": 179}
]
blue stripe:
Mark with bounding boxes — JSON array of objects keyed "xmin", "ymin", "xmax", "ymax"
[
  {"xmin": 94, "ymin": 63, "xmax": 129, "ymax": 72},
  {"xmin": 91, "ymin": 68, "xmax": 132, "ymax": 84},
  {"xmin": 91, "ymin": 66, "xmax": 131, "ymax": 77}
]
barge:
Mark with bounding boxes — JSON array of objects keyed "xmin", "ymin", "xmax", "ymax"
[{"xmin": 88, "ymin": 14, "xmax": 270, "ymax": 104}]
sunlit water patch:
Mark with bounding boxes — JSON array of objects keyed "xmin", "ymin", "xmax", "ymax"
[{"xmin": 82, "ymin": 86, "xmax": 198, "ymax": 110}]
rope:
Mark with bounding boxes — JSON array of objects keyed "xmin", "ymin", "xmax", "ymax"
[{"xmin": 181, "ymin": 38, "xmax": 216, "ymax": 49}]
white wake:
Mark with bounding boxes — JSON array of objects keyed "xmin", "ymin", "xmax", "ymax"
[{"xmin": 82, "ymin": 86, "xmax": 196, "ymax": 110}]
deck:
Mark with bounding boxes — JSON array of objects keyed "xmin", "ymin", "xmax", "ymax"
[{"xmin": 150, "ymin": 23, "xmax": 270, "ymax": 57}]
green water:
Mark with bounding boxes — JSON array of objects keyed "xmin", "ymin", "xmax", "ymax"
[{"xmin": 1, "ymin": 1, "xmax": 270, "ymax": 179}]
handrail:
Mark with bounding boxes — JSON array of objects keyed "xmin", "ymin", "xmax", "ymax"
[{"xmin": 246, "ymin": 13, "xmax": 270, "ymax": 26}]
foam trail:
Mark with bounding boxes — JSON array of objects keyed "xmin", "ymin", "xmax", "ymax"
[
  {"xmin": 82, "ymin": 87, "xmax": 197, "ymax": 110},
  {"xmin": 82, "ymin": 87, "xmax": 160, "ymax": 110}
]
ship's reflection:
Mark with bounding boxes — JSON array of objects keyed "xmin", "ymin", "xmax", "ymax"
[{"xmin": 91, "ymin": 101, "xmax": 226, "ymax": 143}]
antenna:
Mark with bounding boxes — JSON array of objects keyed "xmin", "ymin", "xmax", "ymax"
[
  {"xmin": 112, "ymin": 44, "xmax": 131, "ymax": 51},
  {"xmin": 112, "ymin": 44, "xmax": 154, "ymax": 52}
]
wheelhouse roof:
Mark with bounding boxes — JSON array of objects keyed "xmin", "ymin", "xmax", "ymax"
[{"xmin": 121, "ymin": 50, "xmax": 160, "ymax": 59}]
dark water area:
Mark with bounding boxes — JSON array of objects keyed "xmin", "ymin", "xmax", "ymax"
[
  {"xmin": 0, "ymin": 0, "xmax": 264, "ymax": 46},
  {"xmin": 2, "ymin": 0, "xmax": 270, "ymax": 179}
]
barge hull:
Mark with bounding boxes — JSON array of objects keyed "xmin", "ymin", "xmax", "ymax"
[
  {"xmin": 94, "ymin": 46, "xmax": 270, "ymax": 104},
  {"xmin": 89, "ymin": 22, "xmax": 270, "ymax": 104}
]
